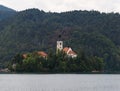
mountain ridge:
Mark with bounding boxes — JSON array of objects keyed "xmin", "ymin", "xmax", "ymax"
[
  {"xmin": 0, "ymin": 5, "xmax": 15, "ymax": 12},
  {"xmin": 0, "ymin": 5, "xmax": 16, "ymax": 21}
]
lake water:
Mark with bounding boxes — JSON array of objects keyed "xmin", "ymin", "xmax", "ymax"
[{"xmin": 0, "ymin": 74, "xmax": 120, "ymax": 91}]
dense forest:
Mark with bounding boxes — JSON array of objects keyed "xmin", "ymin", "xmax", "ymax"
[{"xmin": 0, "ymin": 5, "xmax": 120, "ymax": 72}]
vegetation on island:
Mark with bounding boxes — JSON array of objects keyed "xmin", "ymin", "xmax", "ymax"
[{"xmin": 8, "ymin": 51, "xmax": 104, "ymax": 73}]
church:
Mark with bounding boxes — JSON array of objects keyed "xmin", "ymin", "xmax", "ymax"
[{"xmin": 56, "ymin": 40, "xmax": 77, "ymax": 58}]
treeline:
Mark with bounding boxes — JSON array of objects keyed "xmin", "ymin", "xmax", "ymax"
[{"xmin": 8, "ymin": 51, "xmax": 104, "ymax": 73}]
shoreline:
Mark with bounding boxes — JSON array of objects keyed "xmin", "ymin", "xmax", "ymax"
[{"xmin": 0, "ymin": 72, "xmax": 120, "ymax": 74}]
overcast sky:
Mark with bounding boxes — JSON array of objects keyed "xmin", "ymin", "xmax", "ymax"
[{"xmin": 0, "ymin": 0, "xmax": 120, "ymax": 13}]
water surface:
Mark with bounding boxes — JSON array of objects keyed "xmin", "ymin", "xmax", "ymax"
[{"xmin": 0, "ymin": 74, "xmax": 119, "ymax": 91}]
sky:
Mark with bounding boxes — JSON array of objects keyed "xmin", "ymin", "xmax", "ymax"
[{"xmin": 0, "ymin": 0, "xmax": 120, "ymax": 13}]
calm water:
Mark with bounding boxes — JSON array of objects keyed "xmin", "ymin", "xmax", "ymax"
[{"xmin": 0, "ymin": 74, "xmax": 120, "ymax": 91}]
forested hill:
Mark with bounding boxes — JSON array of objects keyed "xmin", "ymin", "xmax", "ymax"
[
  {"xmin": 0, "ymin": 8, "xmax": 120, "ymax": 71},
  {"xmin": 0, "ymin": 5, "xmax": 16, "ymax": 20}
]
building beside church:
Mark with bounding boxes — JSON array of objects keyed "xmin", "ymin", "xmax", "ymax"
[
  {"xmin": 23, "ymin": 51, "xmax": 48, "ymax": 59},
  {"xmin": 63, "ymin": 47, "xmax": 77, "ymax": 58}
]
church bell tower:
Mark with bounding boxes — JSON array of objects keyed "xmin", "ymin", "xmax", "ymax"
[{"xmin": 56, "ymin": 35, "xmax": 63, "ymax": 53}]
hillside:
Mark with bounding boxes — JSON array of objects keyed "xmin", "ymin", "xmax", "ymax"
[
  {"xmin": 0, "ymin": 9, "xmax": 120, "ymax": 71},
  {"xmin": 0, "ymin": 5, "xmax": 16, "ymax": 20}
]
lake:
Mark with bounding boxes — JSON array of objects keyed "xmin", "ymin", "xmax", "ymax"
[{"xmin": 0, "ymin": 74, "xmax": 119, "ymax": 91}]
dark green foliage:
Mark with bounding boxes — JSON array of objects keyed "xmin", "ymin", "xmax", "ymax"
[
  {"xmin": 0, "ymin": 9, "xmax": 120, "ymax": 71},
  {"xmin": 9, "ymin": 51, "xmax": 104, "ymax": 73}
]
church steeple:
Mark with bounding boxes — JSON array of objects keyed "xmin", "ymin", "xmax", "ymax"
[{"xmin": 56, "ymin": 35, "xmax": 63, "ymax": 53}]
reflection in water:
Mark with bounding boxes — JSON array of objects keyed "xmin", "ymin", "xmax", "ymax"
[{"xmin": 0, "ymin": 74, "xmax": 119, "ymax": 91}]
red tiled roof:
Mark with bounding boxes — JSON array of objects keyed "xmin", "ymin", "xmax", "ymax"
[
  {"xmin": 63, "ymin": 47, "xmax": 77, "ymax": 55},
  {"xmin": 63, "ymin": 47, "xmax": 69, "ymax": 53},
  {"xmin": 22, "ymin": 51, "xmax": 48, "ymax": 59},
  {"xmin": 37, "ymin": 51, "xmax": 48, "ymax": 57},
  {"xmin": 68, "ymin": 50, "xmax": 77, "ymax": 55}
]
